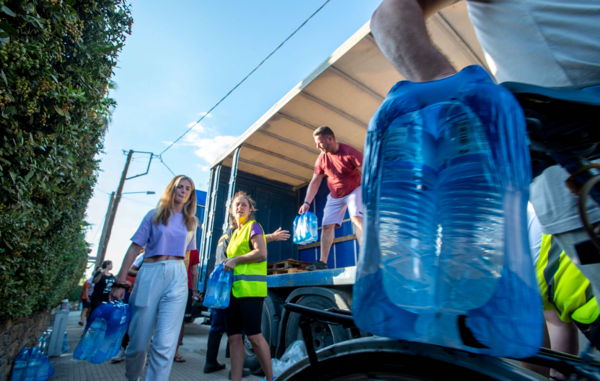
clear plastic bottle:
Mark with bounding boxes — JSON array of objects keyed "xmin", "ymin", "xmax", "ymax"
[
  {"xmin": 436, "ymin": 102, "xmax": 503, "ymax": 311},
  {"xmin": 10, "ymin": 348, "xmax": 29, "ymax": 381},
  {"xmin": 74, "ymin": 317, "xmax": 107, "ymax": 360},
  {"xmin": 379, "ymin": 107, "xmax": 439, "ymax": 311},
  {"xmin": 354, "ymin": 65, "xmax": 542, "ymax": 358},
  {"xmin": 23, "ymin": 347, "xmax": 41, "ymax": 381}
]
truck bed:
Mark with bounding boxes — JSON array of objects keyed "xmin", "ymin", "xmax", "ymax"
[{"xmin": 267, "ymin": 266, "xmax": 357, "ymax": 288}]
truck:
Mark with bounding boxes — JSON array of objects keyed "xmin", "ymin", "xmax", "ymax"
[{"xmin": 195, "ymin": 3, "xmax": 490, "ymax": 373}]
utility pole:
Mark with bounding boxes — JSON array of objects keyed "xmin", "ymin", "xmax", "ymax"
[
  {"xmin": 95, "ymin": 192, "xmax": 115, "ymax": 269},
  {"xmin": 96, "ymin": 150, "xmax": 134, "ymax": 265}
]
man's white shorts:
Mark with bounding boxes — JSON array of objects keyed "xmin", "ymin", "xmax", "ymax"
[{"xmin": 322, "ymin": 186, "xmax": 363, "ymax": 228}]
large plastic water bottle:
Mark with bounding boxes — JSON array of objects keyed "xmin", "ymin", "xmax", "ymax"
[
  {"xmin": 306, "ymin": 212, "xmax": 318, "ymax": 244},
  {"xmin": 10, "ymin": 348, "xmax": 29, "ymax": 381},
  {"xmin": 74, "ymin": 315, "xmax": 107, "ymax": 360},
  {"xmin": 23, "ymin": 348, "xmax": 41, "ymax": 381},
  {"xmin": 90, "ymin": 303, "xmax": 122, "ymax": 363},
  {"xmin": 112, "ymin": 303, "xmax": 131, "ymax": 357},
  {"xmin": 62, "ymin": 332, "xmax": 69, "ymax": 353},
  {"xmin": 36, "ymin": 355, "xmax": 54, "ymax": 381},
  {"xmin": 203, "ymin": 264, "xmax": 232, "ymax": 309},
  {"xmin": 353, "ymin": 65, "xmax": 542, "ymax": 358}
]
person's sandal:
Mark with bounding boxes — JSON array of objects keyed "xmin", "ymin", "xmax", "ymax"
[{"xmin": 174, "ymin": 355, "xmax": 186, "ymax": 363}]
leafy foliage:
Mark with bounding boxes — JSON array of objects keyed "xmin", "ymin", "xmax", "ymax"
[{"xmin": 0, "ymin": 0, "xmax": 132, "ymax": 321}]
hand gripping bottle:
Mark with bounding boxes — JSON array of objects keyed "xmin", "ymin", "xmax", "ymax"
[
  {"xmin": 353, "ymin": 65, "xmax": 542, "ymax": 358},
  {"xmin": 10, "ymin": 348, "xmax": 29, "ymax": 381}
]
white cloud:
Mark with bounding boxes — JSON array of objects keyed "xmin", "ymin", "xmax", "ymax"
[
  {"xmin": 186, "ymin": 121, "xmax": 207, "ymax": 133},
  {"xmin": 184, "ymin": 133, "xmax": 238, "ymax": 164},
  {"xmin": 197, "ymin": 165, "xmax": 210, "ymax": 172},
  {"xmin": 198, "ymin": 111, "xmax": 212, "ymax": 118}
]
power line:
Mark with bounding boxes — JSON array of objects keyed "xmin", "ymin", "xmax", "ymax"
[
  {"xmin": 159, "ymin": 156, "xmax": 176, "ymax": 176},
  {"xmin": 158, "ymin": 0, "xmax": 332, "ymax": 157}
]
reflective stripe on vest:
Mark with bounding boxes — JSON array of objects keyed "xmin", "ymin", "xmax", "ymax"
[
  {"xmin": 536, "ymin": 234, "xmax": 599, "ymax": 324},
  {"xmin": 226, "ymin": 220, "xmax": 267, "ymax": 298}
]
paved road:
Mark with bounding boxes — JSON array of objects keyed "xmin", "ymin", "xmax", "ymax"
[{"xmin": 50, "ymin": 311, "xmax": 262, "ymax": 381}]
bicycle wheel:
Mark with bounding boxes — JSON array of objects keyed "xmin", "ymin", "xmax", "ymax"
[{"xmin": 278, "ymin": 337, "xmax": 546, "ymax": 381}]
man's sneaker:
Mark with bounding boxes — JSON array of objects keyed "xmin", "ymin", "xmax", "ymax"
[
  {"xmin": 306, "ymin": 260, "xmax": 327, "ymax": 271},
  {"xmin": 111, "ymin": 346, "xmax": 126, "ymax": 363},
  {"xmin": 228, "ymin": 368, "xmax": 251, "ymax": 379}
]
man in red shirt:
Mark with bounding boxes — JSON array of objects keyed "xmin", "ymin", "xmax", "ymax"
[{"xmin": 299, "ymin": 126, "xmax": 363, "ymax": 270}]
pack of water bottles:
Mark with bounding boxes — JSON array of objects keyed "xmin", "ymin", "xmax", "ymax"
[
  {"xmin": 203, "ymin": 264, "xmax": 233, "ymax": 309},
  {"xmin": 353, "ymin": 65, "xmax": 543, "ymax": 358},
  {"xmin": 293, "ymin": 212, "xmax": 318, "ymax": 245},
  {"xmin": 74, "ymin": 301, "xmax": 131, "ymax": 364},
  {"xmin": 10, "ymin": 347, "xmax": 54, "ymax": 381}
]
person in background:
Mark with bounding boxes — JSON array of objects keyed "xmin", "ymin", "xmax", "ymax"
[
  {"xmin": 110, "ymin": 175, "xmax": 198, "ymax": 381},
  {"xmin": 90, "ymin": 260, "xmax": 115, "ymax": 313},
  {"xmin": 525, "ymin": 207, "xmax": 600, "ymax": 379},
  {"xmin": 173, "ymin": 248, "xmax": 202, "ymax": 363},
  {"xmin": 223, "ymin": 191, "xmax": 274, "ymax": 381},
  {"xmin": 78, "ymin": 279, "xmax": 92, "ymax": 326},
  {"xmin": 299, "ymin": 126, "xmax": 363, "ymax": 271},
  {"xmin": 111, "ymin": 246, "xmax": 145, "ymax": 363},
  {"xmin": 204, "ymin": 222, "xmax": 289, "ymax": 377}
]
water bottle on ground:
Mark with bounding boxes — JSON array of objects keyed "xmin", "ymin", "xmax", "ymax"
[
  {"xmin": 62, "ymin": 332, "xmax": 69, "ymax": 353},
  {"xmin": 10, "ymin": 348, "xmax": 29, "ymax": 381},
  {"xmin": 354, "ymin": 65, "xmax": 542, "ymax": 358},
  {"xmin": 36, "ymin": 355, "xmax": 54, "ymax": 381},
  {"xmin": 23, "ymin": 347, "xmax": 41, "ymax": 381}
]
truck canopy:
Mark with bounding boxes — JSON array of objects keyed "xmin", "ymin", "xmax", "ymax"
[
  {"xmin": 198, "ymin": 3, "xmax": 490, "ymax": 287},
  {"xmin": 211, "ymin": 2, "xmax": 489, "ymax": 187}
]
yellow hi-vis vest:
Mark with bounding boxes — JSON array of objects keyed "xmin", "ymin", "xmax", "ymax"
[
  {"xmin": 226, "ymin": 220, "xmax": 267, "ymax": 298},
  {"xmin": 536, "ymin": 234, "xmax": 599, "ymax": 324}
]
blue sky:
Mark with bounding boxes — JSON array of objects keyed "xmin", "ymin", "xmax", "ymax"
[{"xmin": 85, "ymin": 0, "xmax": 383, "ymax": 275}]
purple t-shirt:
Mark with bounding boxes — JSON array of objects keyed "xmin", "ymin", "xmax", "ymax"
[
  {"xmin": 250, "ymin": 223, "xmax": 263, "ymax": 239},
  {"xmin": 131, "ymin": 210, "xmax": 196, "ymax": 258}
]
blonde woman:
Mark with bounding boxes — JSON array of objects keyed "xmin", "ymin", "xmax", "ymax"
[
  {"xmin": 110, "ymin": 175, "xmax": 198, "ymax": 381},
  {"xmin": 223, "ymin": 191, "xmax": 274, "ymax": 381}
]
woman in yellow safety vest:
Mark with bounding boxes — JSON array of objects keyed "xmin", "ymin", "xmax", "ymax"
[{"xmin": 223, "ymin": 191, "xmax": 274, "ymax": 381}]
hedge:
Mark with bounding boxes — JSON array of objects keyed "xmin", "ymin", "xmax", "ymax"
[{"xmin": 0, "ymin": 0, "xmax": 132, "ymax": 322}]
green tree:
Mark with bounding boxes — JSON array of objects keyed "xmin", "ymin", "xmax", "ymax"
[{"xmin": 0, "ymin": 0, "xmax": 132, "ymax": 321}]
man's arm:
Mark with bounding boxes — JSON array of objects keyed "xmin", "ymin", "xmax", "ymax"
[
  {"xmin": 299, "ymin": 172, "xmax": 325, "ymax": 214},
  {"xmin": 371, "ymin": 0, "xmax": 458, "ymax": 82}
]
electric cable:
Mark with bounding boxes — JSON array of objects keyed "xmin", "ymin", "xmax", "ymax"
[{"xmin": 158, "ymin": 0, "xmax": 331, "ymax": 157}]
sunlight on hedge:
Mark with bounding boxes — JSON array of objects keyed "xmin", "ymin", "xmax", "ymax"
[{"xmin": 0, "ymin": 0, "xmax": 133, "ymax": 321}]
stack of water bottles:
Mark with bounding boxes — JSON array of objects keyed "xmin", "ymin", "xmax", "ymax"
[
  {"xmin": 293, "ymin": 212, "xmax": 318, "ymax": 245},
  {"xmin": 11, "ymin": 347, "xmax": 54, "ymax": 381},
  {"xmin": 353, "ymin": 65, "xmax": 543, "ymax": 358},
  {"xmin": 203, "ymin": 264, "xmax": 233, "ymax": 309},
  {"xmin": 74, "ymin": 301, "xmax": 131, "ymax": 364}
]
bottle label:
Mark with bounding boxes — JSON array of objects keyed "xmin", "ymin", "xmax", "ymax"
[{"xmin": 450, "ymin": 118, "xmax": 489, "ymax": 160}]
